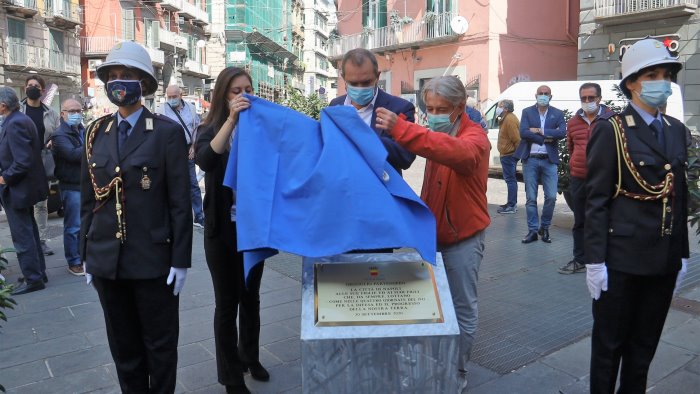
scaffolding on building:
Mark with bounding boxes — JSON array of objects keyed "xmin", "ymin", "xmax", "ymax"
[{"xmin": 224, "ymin": 0, "xmax": 296, "ymax": 102}]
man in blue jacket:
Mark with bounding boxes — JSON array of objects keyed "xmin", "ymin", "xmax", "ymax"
[
  {"xmin": 329, "ymin": 48, "xmax": 416, "ymax": 174},
  {"xmin": 0, "ymin": 87, "xmax": 49, "ymax": 295},
  {"xmin": 513, "ymin": 85, "xmax": 566, "ymax": 244},
  {"xmin": 51, "ymin": 98, "xmax": 85, "ymax": 276}
]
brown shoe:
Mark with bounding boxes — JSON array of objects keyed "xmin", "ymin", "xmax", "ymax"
[{"xmin": 67, "ymin": 264, "xmax": 85, "ymax": 276}]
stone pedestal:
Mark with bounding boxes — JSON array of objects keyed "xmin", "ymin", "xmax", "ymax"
[{"xmin": 301, "ymin": 252, "xmax": 459, "ymax": 393}]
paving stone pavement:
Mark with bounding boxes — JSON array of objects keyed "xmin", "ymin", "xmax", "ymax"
[{"xmin": 1, "ymin": 162, "xmax": 699, "ymax": 393}]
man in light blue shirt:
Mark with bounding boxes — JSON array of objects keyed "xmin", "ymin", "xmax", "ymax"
[{"xmin": 157, "ymin": 85, "xmax": 203, "ymax": 227}]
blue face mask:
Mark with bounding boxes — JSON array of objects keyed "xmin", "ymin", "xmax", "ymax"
[
  {"xmin": 106, "ymin": 80, "xmax": 142, "ymax": 107},
  {"xmin": 638, "ymin": 80, "xmax": 672, "ymax": 108},
  {"xmin": 536, "ymin": 95, "xmax": 550, "ymax": 106},
  {"xmin": 66, "ymin": 113, "xmax": 82, "ymax": 126},
  {"xmin": 346, "ymin": 85, "xmax": 375, "ymax": 106},
  {"xmin": 427, "ymin": 108, "xmax": 457, "ymax": 133},
  {"xmin": 167, "ymin": 98, "xmax": 181, "ymax": 108}
]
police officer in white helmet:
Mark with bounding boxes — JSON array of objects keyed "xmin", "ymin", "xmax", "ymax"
[
  {"xmin": 80, "ymin": 41, "xmax": 193, "ymax": 393},
  {"xmin": 585, "ymin": 38, "xmax": 689, "ymax": 393}
]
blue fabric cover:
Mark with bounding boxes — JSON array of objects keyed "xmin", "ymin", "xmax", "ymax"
[{"xmin": 223, "ymin": 96, "xmax": 436, "ymax": 280}]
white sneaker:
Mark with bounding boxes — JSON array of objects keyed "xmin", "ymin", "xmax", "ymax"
[{"xmin": 193, "ymin": 221, "xmax": 204, "ymax": 229}]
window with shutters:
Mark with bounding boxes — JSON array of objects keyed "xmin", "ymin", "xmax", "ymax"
[
  {"xmin": 362, "ymin": 0, "xmax": 387, "ymax": 28},
  {"xmin": 427, "ymin": 0, "xmax": 451, "ymax": 13},
  {"xmin": 122, "ymin": 9, "xmax": 135, "ymax": 40},
  {"xmin": 7, "ymin": 18, "xmax": 26, "ymax": 64}
]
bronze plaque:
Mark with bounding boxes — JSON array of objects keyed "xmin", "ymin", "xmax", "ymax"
[{"xmin": 314, "ymin": 261, "xmax": 443, "ymax": 326}]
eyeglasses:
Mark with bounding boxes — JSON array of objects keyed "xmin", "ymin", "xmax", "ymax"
[
  {"xmin": 62, "ymin": 109, "xmax": 82, "ymax": 114},
  {"xmin": 580, "ymin": 96, "xmax": 599, "ymax": 103}
]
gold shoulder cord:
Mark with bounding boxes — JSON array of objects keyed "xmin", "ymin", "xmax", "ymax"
[
  {"xmin": 85, "ymin": 116, "xmax": 127, "ymax": 243},
  {"xmin": 609, "ymin": 116, "xmax": 674, "ymax": 236}
]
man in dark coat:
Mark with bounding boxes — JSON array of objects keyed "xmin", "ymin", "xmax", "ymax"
[
  {"xmin": 329, "ymin": 48, "xmax": 416, "ymax": 174},
  {"xmin": 0, "ymin": 86, "xmax": 49, "ymax": 295}
]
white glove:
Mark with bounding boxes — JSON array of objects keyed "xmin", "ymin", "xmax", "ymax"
[
  {"xmin": 674, "ymin": 258, "xmax": 688, "ymax": 296},
  {"xmin": 84, "ymin": 262, "xmax": 93, "ymax": 286},
  {"xmin": 586, "ymin": 262, "xmax": 608, "ymax": 300},
  {"xmin": 166, "ymin": 267, "xmax": 188, "ymax": 296}
]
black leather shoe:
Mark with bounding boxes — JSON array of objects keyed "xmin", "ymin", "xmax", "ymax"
[
  {"xmin": 540, "ymin": 228, "xmax": 551, "ymax": 243},
  {"xmin": 11, "ymin": 280, "xmax": 46, "ymax": 295},
  {"xmin": 226, "ymin": 383, "xmax": 251, "ymax": 394},
  {"xmin": 522, "ymin": 230, "xmax": 538, "ymax": 244},
  {"xmin": 244, "ymin": 361, "xmax": 270, "ymax": 381}
]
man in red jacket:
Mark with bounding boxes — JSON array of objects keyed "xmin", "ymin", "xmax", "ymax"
[
  {"xmin": 375, "ymin": 76, "xmax": 490, "ymax": 392},
  {"xmin": 558, "ymin": 83, "xmax": 614, "ymax": 274}
]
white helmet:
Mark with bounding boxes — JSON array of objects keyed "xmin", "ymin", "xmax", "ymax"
[
  {"xmin": 620, "ymin": 38, "xmax": 682, "ymax": 97},
  {"xmin": 96, "ymin": 41, "xmax": 159, "ymax": 96}
]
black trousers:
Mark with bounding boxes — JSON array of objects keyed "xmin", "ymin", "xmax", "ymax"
[
  {"xmin": 93, "ymin": 276, "xmax": 179, "ymax": 394},
  {"xmin": 569, "ymin": 176, "xmax": 586, "ymax": 262},
  {"xmin": 590, "ymin": 269, "xmax": 676, "ymax": 394},
  {"xmin": 204, "ymin": 219, "xmax": 264, "ymax": 386}
]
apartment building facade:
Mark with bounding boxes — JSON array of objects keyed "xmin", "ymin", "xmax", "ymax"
[
  {"xmin": 578, "ymin": 0, "xmax": 699, "ymax": 131},
  {"xmin": 0, "ymin": 0, "xmax": 82, "ymax": 111},
  {"xmin": 302, "ymin": 0, "xmax": 337, "ymax": 100},
  {"xmin": 332, "ymin": 0, "xmax": 579, "ymax": 118},
  {"xmin": 81, "ymin": 0, "xmax": 210, "ymax": 116},
  {"xmin": 215, "ymin": 0, "xmax": 300, "ymax": 102}
]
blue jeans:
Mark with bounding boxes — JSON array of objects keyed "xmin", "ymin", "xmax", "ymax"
[
  {"xmin": 439, "ymin": 230, "xmax": 486, "ymax": 371},
  {"xmin": 500, "ymin": 155, "xmax": 519, "ymax": 207},
  {"xmin": 61, "ymin": 189, "xmax": 81, "ymax": 266},
  {"xmin": 0, "ymin": 185, "xmax": 46, "ymax": 282},
  {"xmin": 523, "ymin": 157, "xmax": 558, "ymax": 231},
  {"xmin": 189, "ymin": 159, "xmax": 204, "ymax": 223}
]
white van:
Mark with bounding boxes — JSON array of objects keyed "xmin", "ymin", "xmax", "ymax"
[{"xmin": 482, "ymin": 80, "xmax": 685, "ymax": 168}]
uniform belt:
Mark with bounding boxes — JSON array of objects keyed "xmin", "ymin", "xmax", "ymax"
[{"xmin": 530, "ymin": 153, "xmax": 549, "ymax": 159}]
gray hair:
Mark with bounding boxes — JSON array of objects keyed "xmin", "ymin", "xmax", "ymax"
[
  {"xmin": 500, "ymin": 99, "xmax": 514, "ymax": 112},
  {"xmin": 340, "ymin": 48, "xmax": 379, "ymax": 77},
  {"xmin": 0, "ymin": 86, "xmax": 20, "ymax": 111},
  {"xmin": 421, "ymin": 76, "xmax": 467, "ymax": 106}
]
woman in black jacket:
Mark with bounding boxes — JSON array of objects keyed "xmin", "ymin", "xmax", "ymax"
[{"xmin": 195, "ymin": 67, "xmax": 267, "ymax": 394}]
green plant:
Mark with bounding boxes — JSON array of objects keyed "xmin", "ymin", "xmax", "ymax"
[
  {"xmin": 556, "ymin": 109, "xmax": 574, "ymax": 196},
  {"xmin": 0, "ymin": 247, "xmax": 17, "ymax": 392},
  {"xmin": 687, "ymin": 135, "xmax": 700, "ymax": 242},
  {"xmin": 283, "ymin": 88, "xmax": 328, "ymax": 120}
]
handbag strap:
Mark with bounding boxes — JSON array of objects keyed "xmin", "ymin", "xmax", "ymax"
[{"xmin": 168, "ymin": 102, "xmax": 192, "ymax": 142}]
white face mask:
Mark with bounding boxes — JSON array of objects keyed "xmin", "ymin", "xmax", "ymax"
[
  {"xmin": 495, "ymin": 107, "xmax": 504, "ymax": 116},
  {"xmin": 581, "ymin": 101, "xmax": 598, "ymax": 114}
]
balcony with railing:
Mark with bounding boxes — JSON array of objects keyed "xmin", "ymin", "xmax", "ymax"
[
  {"xmin": 328, "ymin": 12, "xmax": 458, "ymax": 60},
  {"xmin": 5, "ymin": 42, "xmax": 80, "ymax": 75},
  {"xmin": 3, "ymin": 0, "xmax": 39, "ymax": 18},
  {"xmin": 43, "ymin": 0, "xmax": 82, "ymax": 29},
  {"xmin": 158, "ymin": 28, "xmax": 188, "ymax": 52},
  {"xmin": 179, "ymin": 0, "xmax": 209, "ymax": 25},
  {"xmin": 160, "ymin": 0, "xmax": 181, "ymax": 12},
  {"xmin": 182, "ymin": 59, "xmax": 211, "ymax": 78},
  {"xmin": 144, "ymin": 45, "xmax": 165, "ymax": 66},
  {"xmin": 595, "ymin": 0, "xmax": 698, "ymax": 24},
  {"xmin": 80, "ymin": 36, "xmax": 120, "ymax": 56}
]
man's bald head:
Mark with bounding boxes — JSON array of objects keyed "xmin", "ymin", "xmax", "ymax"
[
  {"xmin": 61, "ymin": 98, "xmax": 83, "ymax": 122},
  {"xmin": 166, "ymin": 85, "xmax": 182, "ymax": 97}
]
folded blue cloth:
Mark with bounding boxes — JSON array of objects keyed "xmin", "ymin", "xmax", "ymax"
[{"xmin": 224, "ymin": 96, "xmax": 436, "ymax": 280}]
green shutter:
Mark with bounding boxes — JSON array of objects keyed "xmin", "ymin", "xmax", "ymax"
[
  {"xmin": 362, "ymin": 0, "xmax": 368, "ymax": 27},
  {"xmin": 379, "ymin": 0, "xmax": 387, "ymax": 27}
]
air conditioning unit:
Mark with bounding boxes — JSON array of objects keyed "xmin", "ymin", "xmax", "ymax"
[{"xmin": 87, "ymin": 59, "xmax": 103, "ymax": 70}]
